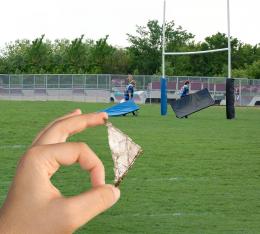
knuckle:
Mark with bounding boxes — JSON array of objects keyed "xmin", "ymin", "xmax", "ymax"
[
  {"xmin": 62, "ymin": 202, "xmax": 79, "ymax": 230},
  {"xmin": 18, "ymin": 146, "xmax": 41, "ymax": 167},
  {"xmin": 77, "ymin": 142, "xmax": 88, "ymax": 150},
  {"xmin": 52, "ymin": 120, "xmax": 66, "ymax": 132},
  {"xmin": 24, "ymin": 146, "xmax": 40, "ymax": 160},
  {"xmin": 96, "ymin": 186, "xmax": 114, "ymax": 209}
]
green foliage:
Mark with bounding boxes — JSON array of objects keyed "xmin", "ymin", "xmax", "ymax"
[
  {"xmin": 0, "ymin": 20, "xmax": 259, "ymax": 78},
  {"xmin": 89, "ymin": 35, "xmax": 117, "ymax": 74},
  {"xmin": 247, "ymin": 60, "xmax": 260, "ymax": 79},
  {"xmin": 0, "ymin": 39, "xmax": 31, "ymax": 73},
  {"xmin": 196, "ymin": 33, "xmax": 230, "ymax": 76},
  {"xmin": 127, "ymin": 20, "xmax": 162, "ymax": 75},
  {"xmin": 127, "ymin": 20, "xmax": 195, "ymax": 75},
  {"xmin": 233, "ymin": 67, "xmax": 249, "ymax": 79},
  {"xmin": 26, "ymin": 35, "xmax": 52, "ymax": 73},
  {"xmin": 63, "ymin": 35, "xmax": 88, "ymax": 73}
]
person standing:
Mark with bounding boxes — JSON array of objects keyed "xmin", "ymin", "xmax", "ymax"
[
  {"xmin": 123, "ymin": 78, "xmax": 137, "ymax": 116},
  {"xmin": 180, "ymin": 80, "xmax": 190, "ymax": 98},
  {"xmin": 235, "ymin": 88, "xmax": 240, "ymax": 102},
  {"xmin": 179, "ymin": 80, "xmax": 190, "ymax": 118},
  {"xmin": 124, "ymin": 78, "xmax": 136, "ymax": 101},
  {"xmin": 127, "ymin": 74, "xmax": 133, "ymax": 84}
]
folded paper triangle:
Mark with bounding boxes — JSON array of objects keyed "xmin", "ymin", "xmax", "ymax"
[{"xmin": 106, "ymin": 122, "xmax": 143, "ymax": 186}]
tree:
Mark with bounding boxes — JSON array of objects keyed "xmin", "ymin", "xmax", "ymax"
[
  {"xmin": 89, "ymin": 35, "xmax": 116, "ymax": 73},
  {"xmin": 127, "ymin": 20, "xmax": 195, "ymax": 75},
  {"xmin": 103, "ymin": 48, "xmax": 130, "ymax": 74},
  {"xmin": 26, "ymin": 35, "xmax": 53, "ymax": 73},
  {"xmin": 51, "ymin": 39, "xmax": 71, "ymax": 73},
  {"xmin": 247, "ymin": 60, "xmax": 260, "ymax": 79},
  {"xmin": 0, "ymin": 39, "xmax": 31, "ymax": 73},
  {"xmin": 63, "ymin": 35, "xmax": 92, "ymax": 73},
  {"xmin": 127, "ymin": 20, "xmax": 163, "ymax": 75},
  {"xmin": 0, "ymin": 20, "xmax": 259, "ymax": 77}
]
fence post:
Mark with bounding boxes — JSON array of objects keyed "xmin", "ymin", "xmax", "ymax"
[
  {"xmin": 108, "ymin": 74, "xmax": 111, "ymax": 91},
  {"xmin": 21, "ymin": 74, "xmax": 24, "ymax": 89},
  {"xmin": 84, "ymin": 74, "xmax": 87, "ymax": 101},
  {"xmin": 239, "ymin": 79, "xmax": 242, "ymax": 106},
  {"xmin": 8, "ymin": 75, "xmax": 11, "ymax": 97}
]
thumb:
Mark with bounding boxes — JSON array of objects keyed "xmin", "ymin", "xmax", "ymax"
[{"xmin": 65, "ymin": 184, "xmax": 120, "ymax": 229}]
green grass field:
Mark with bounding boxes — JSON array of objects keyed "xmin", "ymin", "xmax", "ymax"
[{"xmin": 0, "ymin": 100, "xmax": 260, "ymax": 234}]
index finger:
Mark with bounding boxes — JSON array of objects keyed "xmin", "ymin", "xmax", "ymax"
[
  {"xmin": 27, "ymin": 142, "xmax": 105, "ymax": 187},
  {"xmin": 32, "ymin": 109, "xmax": 82, "ymax": 146},
  {"xmin": 33, "ymin": 112, "xmax": 108, "ymax": 146}
]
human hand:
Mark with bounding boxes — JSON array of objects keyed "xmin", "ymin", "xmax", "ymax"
[{"xmin": 0, "ymin": 110, "xmax": 120, "ymax": 234}]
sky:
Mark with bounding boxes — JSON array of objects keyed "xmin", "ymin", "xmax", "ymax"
[{"xmin": 0, "ymin": 0, "xmax": 259, "ymax": 49}]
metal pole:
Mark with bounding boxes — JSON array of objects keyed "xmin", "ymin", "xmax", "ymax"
[
  {"xmin": 58, "ymin": 75, "xmax": 60, "ymax": 99},
  {"xmin": 84, "ymin": 75, "xmax": 87, "ymax": 102},
  {"xmin": 108, "ymin": 74, "xmax": 111, "ymax": 91},
  {"xmin": 21, "ymin": 74, "xmax": 23, "ymax": 89},
  {"xmin": 162, "ymin": 0, "xmax": 166, "ymax": 78},
  {"xmin": 71, "ymin": 75, "xmax": 74, "ymax": 101},
  {"xmin": 8, "ymin": 75, "xmax": 10, "ymax": 97},
  {"xmin": 227, "ymin": 0, "xmax": 231, "ymax": 78},
  {"xmin": 239, "ymin": 79, "xmax": 242, "ymax": 106}
]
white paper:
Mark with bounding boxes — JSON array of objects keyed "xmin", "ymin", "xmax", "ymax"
[{"xmin": 106, "ymin": 122, "xmax": 143, "ymax": 186}]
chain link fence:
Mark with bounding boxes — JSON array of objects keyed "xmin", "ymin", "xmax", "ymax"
[{"xmin": 0, "ymin": 74, "xmax": 260, "ymax": 106}]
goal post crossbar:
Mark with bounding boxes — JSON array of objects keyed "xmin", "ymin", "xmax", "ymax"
[
  {"xmin": 161, "ymin": 0, "xmax": 232, "ymax": 116},
  {"xmin": 164, "ymin": 48, "xmax": 228, "ymax": 56}
]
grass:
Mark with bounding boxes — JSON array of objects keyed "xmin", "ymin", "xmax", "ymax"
[{"xmin": 0, "ymin": 100, "xmax": 260, "ymax": 234}]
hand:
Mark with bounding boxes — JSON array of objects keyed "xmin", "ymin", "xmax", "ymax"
[{"xmin": 0, "ymin": 109, "xmax": 120, "ymax": 234}]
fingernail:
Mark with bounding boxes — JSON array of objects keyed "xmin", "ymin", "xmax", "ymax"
[
  {"xmin": 103, "ymin": 112, "xmax": 109, "ymax": 120},
  {"xmin": 72, "ymin": 109, "xmax": 82, "ymax": 114}
]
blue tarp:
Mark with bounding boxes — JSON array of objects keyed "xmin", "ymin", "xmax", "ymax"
[{"xmin": 100, "ymin": 100, "xmax": 140, "ymax": 116}]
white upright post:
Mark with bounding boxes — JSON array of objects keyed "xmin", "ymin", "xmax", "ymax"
[
  {"xmin": 162, "ymin": 0, "xmax": 166, "ymax": 78},
  {"xmin": 227, "ymin": 0, "xmax": 231, "ymax": 78},
  {"xmin": 161, "ymin": 0, "xmax": 167, "ymax": 115}
]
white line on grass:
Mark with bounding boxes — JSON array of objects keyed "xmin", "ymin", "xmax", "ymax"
[
  {"xmin": 128, "ymin": 177, "xmax": 181, "ymax": 182},
  {"xmin": 108, "ymin": 212, "xmax": 216, "ymax": 218},
  {"xmin": 0, "ymin": 144, "xmax": 27, "ymax": 149},
  {"xmin": 127, "ymin": 176, "xmax": 221, "ymax": 182},
  {"xmin": 132, "ymin": 212, "xmax": 183, "ymax": 217}
]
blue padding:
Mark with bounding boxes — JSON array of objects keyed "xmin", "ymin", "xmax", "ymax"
[
  {"xmin": 100, "ymin": 100, "xmax": 140, "ymax": 116},
  {"xmin": 169, "ymin": 88, "xmax": 215, "ymax": 118},
  {"xmin": 161, "ymin": 77, "xmax": 167, "ymax": 115}
]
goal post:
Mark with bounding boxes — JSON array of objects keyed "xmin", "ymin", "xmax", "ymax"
[
  {"xmin": 161, "ymin": 0, "xmax": 234, "ymax": 119},
  {"xmin": 161, "ymin": 0, "xmax": 167, "ymax": 115}
]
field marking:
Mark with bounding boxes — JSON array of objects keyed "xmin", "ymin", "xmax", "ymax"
[
  {"xmin": 128, "ymin": 177, "xmax": 182, "ymax": 181},
  {"xmin": 128, "ymin": 176, "xmax": 224, "ymax": 182},
  {"xmin": 108, "ymin": 212, "xmax": 217, "ymax": 218},
  {"xmin": 128, "ymin": 177, "xmax": 181, "ymax": 182},
  {"xmin": 0, "ymin": 144, "xmax": 27, "ymax": 149},
  {"xmin": 132, "ymin": 212, "xmax": 183, "ymax": 217}
]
